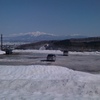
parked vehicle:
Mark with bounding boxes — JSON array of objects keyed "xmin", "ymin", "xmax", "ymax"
[{"xmin": 47, "ymin": 54, "xmax": 56, "ymax": 61}]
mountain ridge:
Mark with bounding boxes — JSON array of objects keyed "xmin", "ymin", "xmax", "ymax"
[{"xmin": 3, "ymin": 32, "xmax": 87, "ymax": 42}]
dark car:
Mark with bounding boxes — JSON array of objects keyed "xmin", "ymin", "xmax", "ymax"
[{"xmin": 47, "ymin": 54, "xmax": 56, "ymax": 61}]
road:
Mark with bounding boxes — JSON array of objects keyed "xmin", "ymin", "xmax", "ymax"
[{"xmin": 0, "ymin": 50, "xmax": 100, "ymax": 73}]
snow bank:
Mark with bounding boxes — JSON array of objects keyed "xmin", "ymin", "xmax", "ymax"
[
  {"xmin": 0, "ymin": 65, "xmax": 93, "ymax": 80},
  {"xmin": 14, "ymin": 49, "xmax": 63, "ymax": 54},
  {"xmin": 0, "ymin": 50, "xmax": 5, "ymax": 54},
  {"xmin": 0, "ymin": 65, "xmax": 100, "ymax": 99},
  {"xmin": 69, "ymin": 51, "xmax": 100, "ymax": 56},
  {"xmin": 14, "ymin": 49, "xmax": 100, "ymax": 55}
]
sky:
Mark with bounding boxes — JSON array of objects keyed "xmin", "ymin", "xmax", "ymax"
[{"xmin": 0, "ymin": 0, "xmax": 100, "ymax": 37}]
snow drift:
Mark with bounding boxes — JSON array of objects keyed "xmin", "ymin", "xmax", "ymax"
[
  {"xmin": 13, "ymin": 50, "xmax": 100, "ymax": 56},
  {"xmin": 0, "ymin": 65, "xmax": 100, "ymax": 100},
  {"xmin": 0, "ymin": 50, "xmax": 5, "ymax": 54}
]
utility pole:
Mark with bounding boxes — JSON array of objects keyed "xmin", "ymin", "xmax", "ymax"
[{"xmin": 1, "ymin": 34, "xmax": 3, "ymax": 50}]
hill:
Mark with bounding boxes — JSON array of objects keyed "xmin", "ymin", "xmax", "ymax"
[{"xmin": 16, "ymin": 37, "xmax": 100, "ymax": 51}]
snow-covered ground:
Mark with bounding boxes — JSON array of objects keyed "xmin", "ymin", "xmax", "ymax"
[{"xmin": 0, "ymin": 65, "xmax": 100, "ymax": 100}]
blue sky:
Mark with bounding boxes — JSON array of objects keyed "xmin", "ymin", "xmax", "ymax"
[{"xmin": 0, "ymin": 0, "xmax": 100, "ymax": 37}]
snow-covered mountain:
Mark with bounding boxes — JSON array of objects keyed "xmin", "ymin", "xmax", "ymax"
[{"xmin": 4, "ymin": 31, "xmax": 86, "ymax": 42}]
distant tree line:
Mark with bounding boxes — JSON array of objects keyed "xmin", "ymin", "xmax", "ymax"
[{"xmin": 16, "ymin": 37, "xmax": 100, "ymax": 51}]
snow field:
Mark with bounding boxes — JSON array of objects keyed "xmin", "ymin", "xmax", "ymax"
[{"xmin": 0, "ymin": 65, "xmax": 100, "ymax": 99}]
